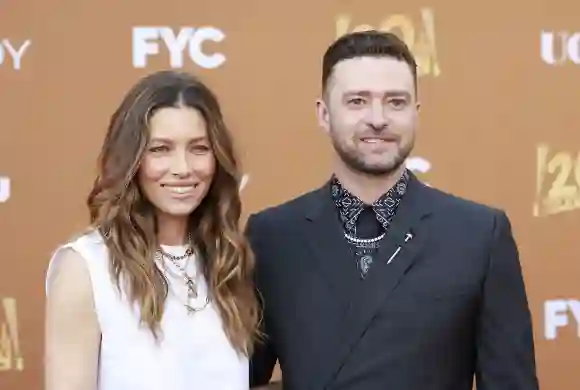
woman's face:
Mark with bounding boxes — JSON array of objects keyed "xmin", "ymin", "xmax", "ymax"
[{"xmin": 138, "ymin": 106, "xmax": 216, "ymax": 219}]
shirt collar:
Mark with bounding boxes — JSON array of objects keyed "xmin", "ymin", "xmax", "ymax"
[{"xmin": 330, "ymin": 169, "xmax": 409, "ymax": 234}]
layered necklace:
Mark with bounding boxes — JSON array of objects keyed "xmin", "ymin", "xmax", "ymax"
[{"xmin": 155, "ymin": 238, "xmax": 210, "ymax": 316}]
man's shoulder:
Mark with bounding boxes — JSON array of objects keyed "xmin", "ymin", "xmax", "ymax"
[
  {"xmin": 248, "ymin": 186, "xmax": 322, "ymax": 227},
  {"xmin": 425, "ymin": 184, "xmax": 507, "ymax": 227}
]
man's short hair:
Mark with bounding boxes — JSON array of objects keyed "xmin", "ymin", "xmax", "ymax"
[{"xmin": 321, "ymin": 30, "xmax": 418, "ymax": 92}]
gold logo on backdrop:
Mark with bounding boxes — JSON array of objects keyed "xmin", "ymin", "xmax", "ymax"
[
  {"xmin": 533, "ymin": 144, "xmax": 580, "ymax": 217},
  {"xmin": 335, "ymin": 8, "xmax": 440, "ymax": 77},
  {"xmin": 0, "ymin": 297, "xmax": 24, "ymax": 371}
]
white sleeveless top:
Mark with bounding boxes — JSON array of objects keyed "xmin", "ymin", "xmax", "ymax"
[{"xmin": 45, "ymin": 230, "xmax": 249, "ymax": 390}]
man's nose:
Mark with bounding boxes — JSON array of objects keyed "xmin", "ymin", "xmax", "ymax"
[{"xmin": 367, "ymin": 101, "xmax": 388, "ymax": 130}]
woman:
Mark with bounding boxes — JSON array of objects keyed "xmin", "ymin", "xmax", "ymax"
[{"xmin": 44, "ymin": 70, "xmax": 260, "ymax": 390}]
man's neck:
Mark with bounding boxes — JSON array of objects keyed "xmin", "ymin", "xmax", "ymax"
[{"xmin": 333, "ymin": 163, "xmax": 406, "ymax": 205}]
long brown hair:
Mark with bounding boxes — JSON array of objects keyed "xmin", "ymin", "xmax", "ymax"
[{"xmin": 87, "ymin": 70, "xmax": 260, "ymax": 355}]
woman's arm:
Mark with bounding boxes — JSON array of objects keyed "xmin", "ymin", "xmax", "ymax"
[{"xmin": 44, "ymin": 248, "xmax": 101, "ymax": 390}]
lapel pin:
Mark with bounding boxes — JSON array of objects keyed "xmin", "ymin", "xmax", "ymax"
[{"xmin": 387, "ymin": 232, "xmax": 414, "ymax": 264}]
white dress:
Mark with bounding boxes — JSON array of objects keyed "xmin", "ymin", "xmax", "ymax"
[{"xmin": 45, "ymin": 230, "xmax": 249, "ymax": 390}]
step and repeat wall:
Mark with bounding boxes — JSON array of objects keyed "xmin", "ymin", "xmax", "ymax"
[{"xmin": 1, "ymin": 1, "xmax": 579, "ymax": 389}]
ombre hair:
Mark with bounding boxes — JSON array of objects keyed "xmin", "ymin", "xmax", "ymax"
[{"xmin": 86, "ymin": 70, "xmax": 260, "ymax": 355}]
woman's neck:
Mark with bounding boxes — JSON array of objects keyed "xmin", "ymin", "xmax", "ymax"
[{"xmin": 156, "ymin": 213, "xmax": 189, "ymax": 246}]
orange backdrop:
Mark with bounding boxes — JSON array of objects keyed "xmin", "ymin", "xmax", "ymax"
[{"xmin": 1, "ymin": 1, "xmax": 579, "ymax": 389}]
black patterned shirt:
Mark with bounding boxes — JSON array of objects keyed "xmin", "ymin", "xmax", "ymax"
[{"xmin": 330, "ymin": 169, "xmax": 409, "ymax": 278}]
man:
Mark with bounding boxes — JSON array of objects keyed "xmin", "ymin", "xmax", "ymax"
[{"xmin": 247, "ymin": 30, "xmax": 539, "ymax": 390}]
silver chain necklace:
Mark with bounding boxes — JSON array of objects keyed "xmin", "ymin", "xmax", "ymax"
[
  {"xmin": 155, "ymin": 239, "xmax": 210, "ymax": 315},
  {"xmin": 344, "ymin": 231, "xmax": 385, "ymax": 244},
  {"xmin": 158, "ymin": 246, "xmax": 198, "ymax": 298}
]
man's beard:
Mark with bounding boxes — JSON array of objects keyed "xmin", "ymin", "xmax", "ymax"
[{"xmin": 331, "ymin": 134, "xmax": 414, "ymax": 176}]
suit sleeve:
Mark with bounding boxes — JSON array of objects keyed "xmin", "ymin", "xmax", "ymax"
[
  {"xmin": 475, "ymin": 210, "xmax": 539, "ymax": 390},
  {"xmin": 246, "ymin": 214, "xmax": 279, "ymax": 387}
]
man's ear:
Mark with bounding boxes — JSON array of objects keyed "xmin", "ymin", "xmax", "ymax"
[{"xmin": 315, "ymin": 98, "xmax": 330, "ymax": 134}]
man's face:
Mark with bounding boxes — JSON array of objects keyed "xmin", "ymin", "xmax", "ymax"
[{"xmin": 316, "ymin": 56, "xmax": 420, "ymax": 176}]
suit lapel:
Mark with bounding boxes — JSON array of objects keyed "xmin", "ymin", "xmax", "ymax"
[
  {"xmin": 315, "ymin": 173, "xmax": 434, "ymax": 389},
  {"xmin": 303, "ymin": 181, "xmax": 361, "ymax": 308}
]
